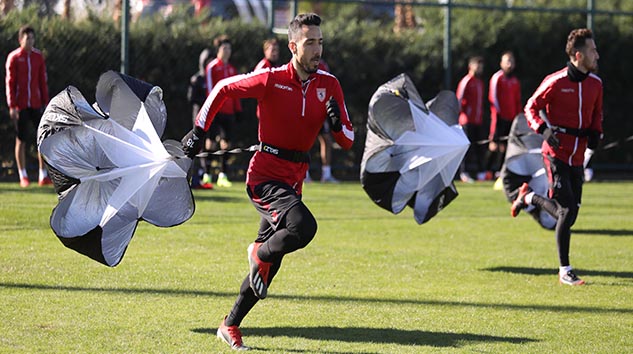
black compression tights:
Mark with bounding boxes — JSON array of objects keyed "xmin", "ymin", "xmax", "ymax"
[
  {"xmin": 531, "ymin": 194, "xmax": 578, "ymax": 267},
  {"xmin": 225, "ymin": 203, "xmax": 317, "ymax": 327}
]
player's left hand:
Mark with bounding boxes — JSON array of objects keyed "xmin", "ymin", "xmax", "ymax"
[
  {"xmin": 326, "ymin": 97, "xmax": 342, "ymax": 132},
  {"xmin": 181, "ymin": 126, "xmax": 205, "ymax": 158},
  {"xmin": 587, "ymin": 131, "xmax": 601, "ymax": 150}
]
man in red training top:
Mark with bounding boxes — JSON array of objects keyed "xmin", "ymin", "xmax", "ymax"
[
  {"xmin": 456, "ymin": 56, "xmax": 485, "ymax": 182},
  {"xmin": 487, "ymin": 51, "xmax": 522, "ymax": 177},
  {"xmin": 203, "ymin": 35, "xmax": 242, "ymax": 188},
  {"xmin": 512, "ymin": 28, "xmax": 603, "ymax": 286},
  {"xmin": 5, "ymin": 25, "xmax": 51, "ymax": 187},
  {"xmin": 182, "ymin": 13, "xmax": 354, "ymax": 350}
]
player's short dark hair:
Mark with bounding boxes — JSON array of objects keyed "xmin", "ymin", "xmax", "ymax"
[
  {"xmin": 18, "ymin": 25, "xmax": 34, "ymax": 39},
  {"xmin": 566, "ymin": 28, "xmax": 593, "ymax": 58},
  {"xmin": 213, "ymin": 34, "xmax": 231, "ymax": 49},
  {"xmin": 288, "ymin": 13, "xmax": 321, "ymax": 41},
  {"xmin": 501, "ymin": 50, "xmax": 514, "ymax": 59},
  {"xmin": 469, "ymin": 56, "xmax": 483, "ymax": 65}
]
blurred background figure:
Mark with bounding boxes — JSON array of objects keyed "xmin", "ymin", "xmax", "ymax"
[
  {"xmin": 487, "ymin": 50, "xmax": 522, "ymax": 182},
  {"xmin": 456, "ymin": 56, "xmax": 485, "ymax": 183},
  {"xmin": 306, "ymin": 58, "xmax": 340, "ymax": 183},
  {"xmin": 187, "ymin": 47, "xmax": 212, "ymax": 188},
  {"xmin": 254, "ymin": 37, "xmax": 280, "ymax": 70},
  {"xmin": 5, "ymin": 25, "xmax": 51, "ymax": 187},
  {"xmin": 203, "ymin": 34, "xmax": 242, "ymax": 188}
]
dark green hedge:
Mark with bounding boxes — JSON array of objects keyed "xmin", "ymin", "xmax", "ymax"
[{"xmin": 1, "ymin": 5, "xmax": 632, "ymax": 180}]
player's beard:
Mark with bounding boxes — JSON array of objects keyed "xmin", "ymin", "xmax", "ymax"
[
  {"xmin": 585, "ymin": 57, "xmax": 599, "ymax": 73},
  {"xmin": 301, "ymin": 55, "xmax": 320, "ymax": 74}
]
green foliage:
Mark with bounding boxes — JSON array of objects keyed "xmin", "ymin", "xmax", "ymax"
[
  {"xmin": 1, "ymin": 181, "xmax": 632, "ymax": 352},
  {"xmin": 1, "ymin": 3, "xmax": 633, "ymax": 178}
]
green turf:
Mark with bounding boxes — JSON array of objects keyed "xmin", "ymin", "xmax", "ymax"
[{"xmin": 1, "ymin": 180, "xmax": 631, "ymax": 353}]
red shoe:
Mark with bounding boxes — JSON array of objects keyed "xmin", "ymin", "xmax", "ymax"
[
  {"xmin": 510, "ymin": 183, "xmax": 530, "ymax": 217},
  {"xmin": 247, "ymin": 242, "xmax": 272, "ymax": 299},
  {"xmin": 198, "ymin": 182, "xmax": 214, "ymax": 189},
  {"xmin": 20, "ymin": 177, "xmax": 30, "ymax": 188},
  {"xmin": 217, "ymin": 316, "xmax": 249, "ymax": 350},
  {"xmin": 39, "ymin": 176, "xmax": 53, "ymax": 186}
]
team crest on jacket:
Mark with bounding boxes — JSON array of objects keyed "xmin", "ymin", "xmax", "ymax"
[{"xmin": 317, "ymin": 88, "xmax": 326, "ymax": 102}]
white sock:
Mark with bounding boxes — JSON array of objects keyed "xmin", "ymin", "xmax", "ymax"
[
  {"xmin": 218, "ymin": 172, "xmax": 226, "ymax": 179},
  {"xmin": 39, "ymin": 169, "xmax": 48, "ymax": 180},
  {"xmin": 525, "ymin": 192, "xmax": 535, "ymax": 205},
  {"xmin": 322, "ymin": 165, "xmax": 332, "ymax": 179},
  {"xmin": 19, "ymin": 168, "xmax": 28, "ymax": 179},
  {"xmin": 559, "ymin": 265, "xmax": 572, "ymax": 275}
]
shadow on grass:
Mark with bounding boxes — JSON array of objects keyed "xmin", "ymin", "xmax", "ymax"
[
  {"xmin": 192, "ymin": 326, "xmax": 536, "ymax": 348},
  {"xmin": 2, "ymin": 282, "xmax": 632, "ymax": 314},
  {"xmin": 190, "ymin": 193, "xmax": 244, "ymax": 203},
  {"xmin": 482, "ymin": 266, "xmax": 633, "ymax": 279},
  {"xmin": 0, "ymin": 185, "xmax": 56, "ymax": 195},
  {"xmin": 572, "ymin": 228, "xmax": 633, "ymax": 237}
]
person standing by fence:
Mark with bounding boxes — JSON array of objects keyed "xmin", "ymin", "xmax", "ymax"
[
  {"xmin": 487, "ymin": 50, "xmax": 522, "ymax": 179},
  {"xmin": 5, "ymin": 25, "xmax": 51, "ymax": 187},
  {"xmin": 203, "ymin": 35, "xmax": 242, "ymax": 188},
  {"xmin": 456, "ymin": 56, "xmax": 486, "ymax": 183}
]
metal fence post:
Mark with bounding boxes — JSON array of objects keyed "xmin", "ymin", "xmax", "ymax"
[
  {"xmin": 121, "ymin": 0, "xmax": 129, "ymax": 75},
  {"xmin": 442, "ymin": 0, "xmax": 452, "ymax": 90},
  {"xmin": 587, "ymin": 0, "xmax": 595, "ymax": 30}
]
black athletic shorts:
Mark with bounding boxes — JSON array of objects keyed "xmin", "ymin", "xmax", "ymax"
[
  {"xmin": 208, "ymin": 113, "xmax": 234, "ymax": 142},
  {"xmin": 543, "ymin": 154, "xmax": 583, "ymax": 210},
  {"xmin": 14, "ymin": 108, "xmax": 43, "ymax": 142},
  {"xmin": 319, "ymin": 120, "xmax": 331, "ymax": 135},
  {"xmin": 247, "ymin": 181, "xmax": 302, "ymax": 241},
  {"xmin": 493, "ymin": 118, "xmax": 513, "ymax": 143}
]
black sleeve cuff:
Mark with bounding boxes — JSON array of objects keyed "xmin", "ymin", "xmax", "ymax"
[{"xmin": 194, "ymin": 125, "xmax": 206, "ymax": 135}]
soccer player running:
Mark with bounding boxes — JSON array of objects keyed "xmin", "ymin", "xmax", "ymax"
[
  {"xmin": 181, "ymin": 13, "xmax": 354, "ymax": 350},
  {"xmin": 511, "ymin": 28, "xmax": 602, "ymax": 286}
]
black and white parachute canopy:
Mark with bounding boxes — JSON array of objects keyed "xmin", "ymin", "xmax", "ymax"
[
  {"xmin": 37, "ymin": 71, "xmax": 194, "ymax": 266},
  {"xmin": 501, "ymin": 113, "xmax": 556, "ymax": 229},
  {"xmin": 361, "ymin": 74, "xmax": 470, "ymax": 224}
]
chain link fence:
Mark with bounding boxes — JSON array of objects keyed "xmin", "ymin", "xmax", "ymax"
[{"xmin": 2, "ymin": 0, "xmax": 633, "ymax": 181}]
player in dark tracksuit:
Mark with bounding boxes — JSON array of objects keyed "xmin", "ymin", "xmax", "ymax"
[{"xmin": 511, "ymin": 28, "xmax": 603, "ymax": 286}]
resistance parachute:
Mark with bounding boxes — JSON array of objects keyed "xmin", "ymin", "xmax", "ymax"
[
  {"xmin": 361, "ymin": 73, "xmax": 470, "ymax": 224},
  {"xmin": 38, "ymin": 71, "xmax": 194, "ymax": 266}
]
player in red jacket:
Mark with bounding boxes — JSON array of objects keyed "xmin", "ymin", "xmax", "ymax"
[
  {"xmin": 456, "ymin": 56, "xmax": 485, "ymax": 182},
  {"xmin": 202, "ymin": 35, "xmax": 243, "ymax": 188},
  {"xmin": 182, "ymin": 13, "xmax": 354, "ymax": 350},
  {"xmin": 512, "ymin": 28, "xmax": 603, "ymax": 286},
  {"xmin": 5, "ymin": 25, "xmax": 51, "ymax": 188},
  {"xmin": 253, "ymin": 37, "xmax": 280, "ymax": 71},
  {"xmin": 487, "ymin": 51, "xmax": 522, "ymax": 177}
]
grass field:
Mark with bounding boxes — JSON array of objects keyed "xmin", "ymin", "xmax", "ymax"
[{"xmin": 1, "ymin": 180, "xmax": 632, "ymax": 353}]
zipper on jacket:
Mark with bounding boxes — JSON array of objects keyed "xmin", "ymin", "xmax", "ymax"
[
  {"xmin": 27, "ymin": 51, "xmax": 32, "ymax": 107},
  {"xmin": 569, "ymin": 81, "xmax": 582, "ymax": 165},
  {"xmin": 301, "ymin": 79, "xmax": 313, "ymax": 117}
]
